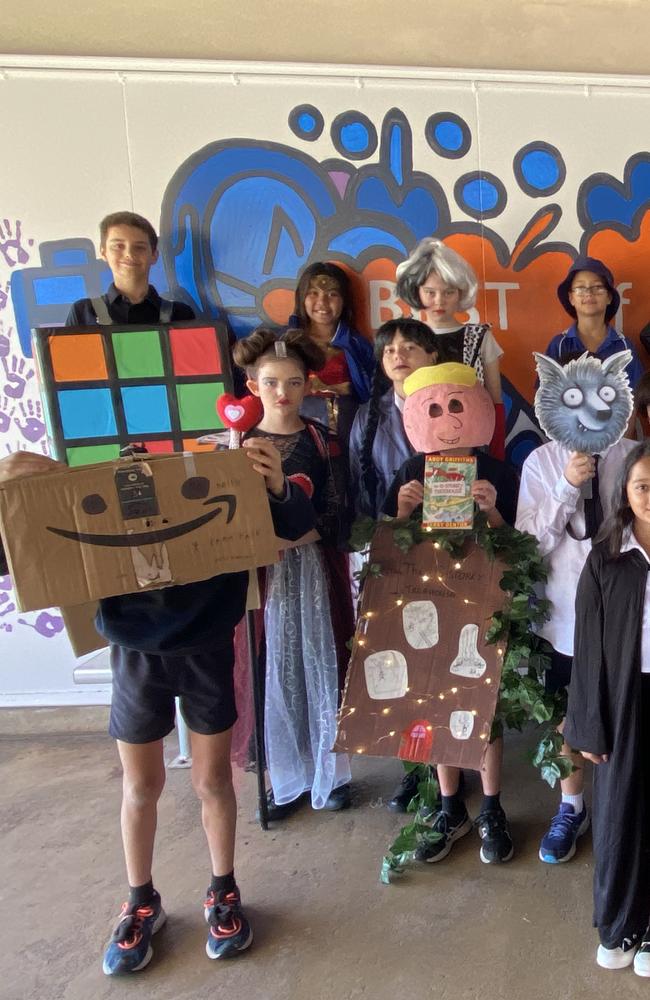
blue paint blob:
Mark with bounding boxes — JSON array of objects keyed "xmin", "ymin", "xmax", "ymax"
[
  {"xmin": 520, "ymin": 150, "xmax": 560, "ymax": 190},
  {"xmin": 50, "ymin": 248, "xmax": 90, "ymax": 267},
  {"xmin": 462, "ymin": 178, "xmax": 499, "ymax": 212},
  {"xmin": 121, "ymin": 385, "xmax": 171, "ymax": 435},
  {"xmin": 288, "ymin": 104, "xmax": 324, "ymax": 141},
  {"xmin": 511, "ymin": 438, "xmax": 540, "ymax": 468},
  {"xmin": 33, "ymin": 275, "xmax": 87, "ymax": 306},
  {"xmin": 298, "ymin": 112, "xmax": 316, "ymax": 133},
  {"xmin": 340, "ymin": 122, "xmax": 369, "ymax": 154},
  {"xmin": 435, "ymin": 121, "xmax": 464, "ymax": 152},
  {"xmin": 59, "ymin": 388, "xmax": 117, "ymax": 439},
  {"xmin": 389, "ymin": 125, "xmax": 403, "ymax": 185}
]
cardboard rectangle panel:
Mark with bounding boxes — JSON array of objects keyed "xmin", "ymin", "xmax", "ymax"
[
  {"xmin": 0, "ymin": 449, "xmax": 279, "ymax": 612},
  {"xmin": 335, "ymin": 525, "xmax": 508, "ymax": 771},
  {"xmin": 32, "ymin": 321, "xmax": 233, "ymax": 465}
]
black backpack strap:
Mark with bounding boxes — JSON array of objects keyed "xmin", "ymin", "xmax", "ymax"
[
  {"xmin": 90, "ymin": 296, "xmax": 112, "ymax": 326},
  {"xmin": 159, "ymin": 299, "xmax": 173, "ymax": 324}
]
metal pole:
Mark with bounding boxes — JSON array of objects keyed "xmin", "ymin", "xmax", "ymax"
[
  {"xmin": 168, "ymin": 697, "xmax": 192, "ymax": 768},
  {"xmin": 246, "ymin": 608, "xmax": 268, "ymax": 830}
]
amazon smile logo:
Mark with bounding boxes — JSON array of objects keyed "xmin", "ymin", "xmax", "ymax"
[{"xmin": 46, "ymin": 485, "xmax": 237, "ymax": 548}]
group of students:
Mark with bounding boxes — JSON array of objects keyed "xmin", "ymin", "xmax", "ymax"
[{"xmin": 1, "ymin": 209, "xmax": 649, "ymax": 976}]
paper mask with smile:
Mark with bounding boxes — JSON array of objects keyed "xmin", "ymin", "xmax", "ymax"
[
  {"xmin": 403, "ymin": 363, "xmax": 495, "ymax": 452},
  {"xmin": 534, "ymin": 351, "xmax": 633, "ymax": 454}
]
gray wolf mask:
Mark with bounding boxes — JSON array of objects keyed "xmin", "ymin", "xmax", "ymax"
[{"xmin": 534, "ymin": 351, "xmax": 633, "ymax": 454}]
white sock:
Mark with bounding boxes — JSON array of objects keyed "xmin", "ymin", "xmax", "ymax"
[{"xmin": 561, "ymin": 791, "xmax": 584, "ymax": 814}]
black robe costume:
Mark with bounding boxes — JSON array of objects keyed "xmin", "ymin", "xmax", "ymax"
[{"xmin": 564, "ymin": 542, "xmax": 650, "ymax": 948}]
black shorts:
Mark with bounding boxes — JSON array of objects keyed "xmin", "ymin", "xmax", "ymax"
[
  {"xmin": 108, "ymin": 640, "xmax": 237, "ymax": 744},
  {"xmin": 545, "ymin": 648, "xmax": 573, "ymax": 695}
]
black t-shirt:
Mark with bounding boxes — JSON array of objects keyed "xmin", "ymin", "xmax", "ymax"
[
  {"xmin": 66, "ymin": 283, "xmax": 195, "ymax": 326},
  {"xmin": 383, "ymin": 451, "xmax": 519, "ymax": 527}
]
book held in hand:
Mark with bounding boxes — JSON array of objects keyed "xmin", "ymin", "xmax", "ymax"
[{"xmin": 422, "ymin": 455, "xmax": 477, "ymax": 530}]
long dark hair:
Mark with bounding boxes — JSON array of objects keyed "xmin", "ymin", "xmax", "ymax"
[
  {"xmin": 232, "ymin": 326, "xmax": 326, "ymax": 377},
  {"xmin": 293, "ymin": 261, "xmax": 355, "ymax": 329},
  {"xmin": 598, "ymin": 440, "xmax": 650, "ymax": 557},
  {"xmin": 358, "ymin": 318, "xmax": 437, "ymax": 516}
]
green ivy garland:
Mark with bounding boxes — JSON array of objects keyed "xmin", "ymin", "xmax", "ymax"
[{"xmin": 349, "ymin": 513, "xmax": 572, "ymax": 883}]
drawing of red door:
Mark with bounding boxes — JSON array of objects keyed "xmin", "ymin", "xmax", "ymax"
[{"xmin": 398, "ymin": 719, "xmax": 434, "ymax": 762}]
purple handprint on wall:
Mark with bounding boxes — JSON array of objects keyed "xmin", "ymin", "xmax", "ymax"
[
  {"xmin": 0, "ymin": 396, "xmax": 15, "ymax": 434},
  {"xmin": 2, "ymin": 353, "xmax": 34, "ymax": 399},
  {"xmin": 0, "ymin": 327, "xmax": 10, "ymax": 359},
  {"xmin": 0, "ymin": 574, "xmax": 16, "ymax": 618},
  {"xmin": 18, "ymin": 611, "xmax": 64, "ymax": 639},
  {"xmin": 14, "ymin": 399, "xmax": 45, "ymax": 444},
  {"xmin": 0, "ymin": 219, "xmax": 33, "ymax": 268}
]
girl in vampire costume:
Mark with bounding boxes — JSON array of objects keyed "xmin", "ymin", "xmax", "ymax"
[
  {"xmin": 565, "ymin": 440, "xmax": 650, "ymax": 975},
  {"xmin": 233, "ymin": 329, "xmax": 352, "ymax": 819}
]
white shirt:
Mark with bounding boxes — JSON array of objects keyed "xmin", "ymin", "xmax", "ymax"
[
  {"xmin": 621, "ymin": 531, "xmax": 650, "ymax": 673},
  {"xmin": 515, "ymin": 437, "xmax": 636, "ymax": 655}
]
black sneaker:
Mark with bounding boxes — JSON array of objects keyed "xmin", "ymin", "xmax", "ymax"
[
  {"xmin": 415, "ymin": 808, "xmax": 472, "ymax": 863},
  {"xmin": 102, "ymin": 890, "xmax": 166, "ymax": 975},
  {"xmin": 388, "ymin": 770, "xmax": 421, "ymax": 813},
  {"xmin": 255, "ymin": 788, "xmax": 308, "ymax": 822},
  {"xmin": 476, "ymin": 807, "xmax": 514, "ymax": 863},
  {"xmin": 205, "ymin": 886, "xmax": 253, "ymax": 960},
  {"xmin": 323, "ymin": 783, "xmax": 352, "ymax": 811}
]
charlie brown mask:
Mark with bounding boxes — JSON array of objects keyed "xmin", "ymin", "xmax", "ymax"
[{"xmin": 403, "ymin": 363, "xmax": 495, "ymax": 452}]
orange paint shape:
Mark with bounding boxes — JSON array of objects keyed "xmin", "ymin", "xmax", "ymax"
[
  {"xmin": 50, "ymin": 334, "xmax": 108, "ymax": 382},
  {"xmin": 182, "ymin": 437, "xmax": 218, "ymax": 453}
]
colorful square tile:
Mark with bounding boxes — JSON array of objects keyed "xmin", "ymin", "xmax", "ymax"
[
  {"xmin": 66, "ymin": 443, "xmax": 121, "ymax": 467},
  {"xmin": 182, "ymin": 437, "xmax": 221, "ymax": 452},
  {"xmin": 112, "ymin": 330, "xmax": 164, "ymax": 378},
  {"xmin": 121, "ymin": 385, "xmax": 171, "ymax": 435},
  {"xmin": 50, "ymin": 333, "xmax": 108, "ymax": 381},
  {"xmin": 170, "ymin": 326, "xmax": 222, "ymax": 376},
  {"xmin": 58, "ymin": 388, "xmax": 117, "ymax": 439},
  {"xmin": 176, "ymin": 383, "xmax": 225, "ymax": 432},
  {"xmin": 141, "ymin": 440, "xmax": 174, "ymax": 454}
]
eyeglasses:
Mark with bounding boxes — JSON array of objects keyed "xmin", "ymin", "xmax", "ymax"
[{"xmin": 570, "ymin": 284, "xmax": 608, "ymax": 296}]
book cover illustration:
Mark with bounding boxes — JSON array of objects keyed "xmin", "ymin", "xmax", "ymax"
[{"xmin": 422, "ymin": 455, "xmax": 477, "ymax": 530}]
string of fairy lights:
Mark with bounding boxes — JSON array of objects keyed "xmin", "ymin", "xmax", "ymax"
[{"xmin": 340, "ymin": 535, "xmax": 505, "ymax": 757}]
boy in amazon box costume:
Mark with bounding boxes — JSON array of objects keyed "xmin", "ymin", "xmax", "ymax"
[
  {"xmin": 0, "ymin": 212, "xmax": 320, "ymax": 978},
  {"xmin": 383, "ymin": 363, "xmax": 518, "ymax": 864}
]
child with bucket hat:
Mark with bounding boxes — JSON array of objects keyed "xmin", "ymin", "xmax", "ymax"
[{"xmin": 545, "ymin": 255, "xmax": 644, "ymax": 388}]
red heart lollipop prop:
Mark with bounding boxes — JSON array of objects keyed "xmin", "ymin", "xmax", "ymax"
[{"xmin": 217, "ymin": 393, "xmax": 263, "ymax": 433}]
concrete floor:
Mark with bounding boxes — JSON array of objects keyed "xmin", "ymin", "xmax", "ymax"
[{"xmin": 1, "ymin": 721, "xmax": 647, "ymax": 1000}]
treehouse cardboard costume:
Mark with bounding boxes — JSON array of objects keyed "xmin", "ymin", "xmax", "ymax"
[{"xmin": 337, "ymin": 364, "xmax": 514, "ymax": 771}]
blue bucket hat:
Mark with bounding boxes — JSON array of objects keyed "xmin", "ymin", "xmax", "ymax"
[{"xmin": 557, "ymin": 256, "xmax": 620, "ymax": 323}]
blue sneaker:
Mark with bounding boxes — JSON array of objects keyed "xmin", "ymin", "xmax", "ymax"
[
  {"xmin": 539, "ymin": 803, "xmax": 589, "ymax": 863},
  {"xmin": 204, "ymin": 887, "xmax": 253, "ymax": 959},
  {"xmin": 102, "ymin": 890, "xmax": 166, "ymax": 975}
]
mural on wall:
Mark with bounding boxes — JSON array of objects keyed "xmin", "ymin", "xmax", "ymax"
[
  {"xmin": 3, "ymin": 101, "xmax": 650, "ymax": 658},
  {"xmin": 0, "ymin": 218, "xmax": 65, "ymax": 644}
]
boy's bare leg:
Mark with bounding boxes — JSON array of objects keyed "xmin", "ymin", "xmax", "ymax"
[
  {"xmin": 437, "ymin": 764, "xmax": 461, "ymax": 797},
  {"xmin": 117, "ymin": 738, "xmax": 166, "ymax": 886},
  {"xmin": 190, "ymin": 727, "xmax": 237, "ymax": 876},
  {"xmin": 479, "ymin": 736, "xmax": 503, "ymax": 796}
]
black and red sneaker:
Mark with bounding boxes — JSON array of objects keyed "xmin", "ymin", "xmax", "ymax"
[
  {"xmin": 102, "ymin": 890, "xmax": 166, "ymax": 975},
  {"xmin": 204, "ymin": 887, "xmax": 253, "ymax": 960}
]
